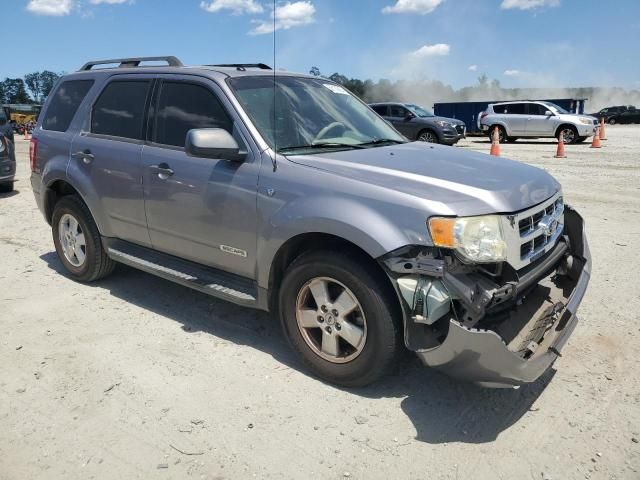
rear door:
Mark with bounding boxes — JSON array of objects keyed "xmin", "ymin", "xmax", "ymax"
[
  {"xmin": 499, "ymin": 103, "xmax": 527, "ymax": 135},
  {"xmin": 70, "ymin": 75, "xmax": 153, "ymax": 247},
  {"xmin": 141, "ymin": 75, "xmax": 260, "ymax": 278}
]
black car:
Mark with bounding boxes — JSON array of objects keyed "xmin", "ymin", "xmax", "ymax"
[
  {"xmin": 588, "ymin": 105, "xmax": 635, "ymax": 124},
  {"xmin": 0, "ymin": 111, "xmax": 16, "ymax": 193},
  {"xmin": 369, "ymin": 102, "xmax": 466, "ymax": 145},
  {"xmin": 610, "ymin": 108, "xmax": 640, "ymax": 124}
]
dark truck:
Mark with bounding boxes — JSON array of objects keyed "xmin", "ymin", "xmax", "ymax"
[{"xmin": 30, "ymin": 56, "xmax": 590, "ymax": 388}]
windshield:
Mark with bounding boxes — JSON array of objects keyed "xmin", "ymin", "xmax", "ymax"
[
  {"xmin": 227, "ymin": 76, "xmax": 405, "ymax": 154},
  {"xmin": 406, "ymin": 104, "xmax": 434, "ymax": 117},
  {"xmin": 541, "ymin": 101, "xmax": 569, "ymax": 114}
]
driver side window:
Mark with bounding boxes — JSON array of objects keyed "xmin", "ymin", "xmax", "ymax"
[{"xmin": 389, "ymin": 106, "xmax": 408, "ymax": 118}]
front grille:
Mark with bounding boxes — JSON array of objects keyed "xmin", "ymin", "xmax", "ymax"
[{"xmin": 502, "ymin": 192, "xmax": 565, "ymax": 270}]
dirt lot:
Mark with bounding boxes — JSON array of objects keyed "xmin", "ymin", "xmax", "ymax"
[{"xmin": 1, "ymin": 126, "xmax": 639, "ymax": 480}]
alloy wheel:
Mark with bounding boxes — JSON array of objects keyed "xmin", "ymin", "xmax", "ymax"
[
  {"xmin": 419, "ymin": 131, "xmax": 437, "ymax": 143},
  {"xmin": 295, "ymin": 277, "xmax": 367, "ymax": 363},
  {"xmin": 58, "ymin": 213, "xmax": 87, "ymax": 267}
]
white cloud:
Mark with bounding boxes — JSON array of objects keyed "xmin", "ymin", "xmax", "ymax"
[
  {"xmin": 90, "ymin": 0, "xmax": 129, "ymax": 4},
  {"xmin": 468, "ymin": 64, "xmax": 478, "ymax": 71},
  {"xmin": 504, "ymin": 69, "xmax": 522, "ymax": 76},
  {"xmin": 200, "ymin": 0, "xmax": 263, "ymax": 15},
  {"xmin": 250, "ymin": 1, "xmax": 315, "ymax": 35},
  {"xmin": 410, "ymin": 43, "xmax": 450, "ymax": 58},
  {"xmin": 382, "ymin": 0, "xmax": 444, "ymax": 15},
  {"xmin": 26, "ymin": 0, "xmax": 74, "ymax": 16},
  {"xmin": 501, "ymin": 0, "xmax": 560, "ymax": 10}
]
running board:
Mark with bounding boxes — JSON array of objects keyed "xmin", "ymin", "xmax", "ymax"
[{"xmin": 103, "ymin": 238, "xmax": 263, "ymax": 308}]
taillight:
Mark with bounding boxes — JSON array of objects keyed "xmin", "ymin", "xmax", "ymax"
[{"xmin": 29, "ymin": 137, "xmax": 38, "ymax": 172}]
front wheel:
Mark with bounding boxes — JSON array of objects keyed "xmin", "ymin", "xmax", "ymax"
[
  {"xmin": 608, "ymin": 117, "xmax": 617, "ymax": 125},
  {"xmin": 557, "ymin": 126, "xmax": 579, "ymax": 144},
  {"xmin": 418, "ymin": 130, "xmax": 439, "ymax": 143},
  {"xmin": 0, "ymin": 182, "xmax": 14, "ymax": 193},
  {"xmin": 279, "ymin": 251, "xmax": 401, "ymax": 387}
]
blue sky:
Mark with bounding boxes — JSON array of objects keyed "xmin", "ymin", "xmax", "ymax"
[{"xmin": 3, "ymin": 0, "xmax": 639, "ymax": 89}]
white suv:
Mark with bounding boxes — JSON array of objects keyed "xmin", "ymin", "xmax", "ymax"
[{"xmin": 478, "ymin": 101, "xmax": 598, "ymax": 144}]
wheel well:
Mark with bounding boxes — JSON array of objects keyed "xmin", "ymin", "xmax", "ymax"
[
  {"xmin": 267, "ymin": 233, "xmax": 401, "ymax": 319},
  {"xmin": 555, "ymin": 123, "xmax": 577, "ymax": 137},
  {"xmin": 44, "ymin": 180, "xmax": 80, "ymax": 225},
  {"xmin": 417, "ymin": 128, "xmax": 437, "ymax": 140}
]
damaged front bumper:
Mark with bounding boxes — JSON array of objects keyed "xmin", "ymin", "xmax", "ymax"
[{"xmin": 382, "ymin": 206, "xmax": 591, "ymax": 388}]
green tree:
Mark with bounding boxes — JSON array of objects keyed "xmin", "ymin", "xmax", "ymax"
[
  {"xmin": 309, "ymin": 66, "xmax": 321, "ymax": 76},
  {"xmin": 40, "ymin": 71, "xmax": 62, "ymax": 100},
  {"xmin": 24, "ymin": 72, "xmax": 44, "ymax": 103},
  {"xmin": 2, "ymin": 78, "xmax": 31, "ymax": 104}
]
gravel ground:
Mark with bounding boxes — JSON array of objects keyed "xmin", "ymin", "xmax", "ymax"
[{"xmin": 1, "ymin": 126, "xmax": 639, "ymax": 480}]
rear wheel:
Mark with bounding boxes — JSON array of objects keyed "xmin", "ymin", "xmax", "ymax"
[
  {"xmin": 417, "ymin": 130, "xmax": 439, "ymax": 143},
  {"xmin": 506, "ymin": 137, "xmax": 518, "ymax": 143},
  {"xmin": 608, "ymin": 117, "xmax": 617, "ymax": 125},
  {"xmin": 52, "ymin": 195, "xmax": 115, "ymax": 282},
  {"xmin": 279, "ymin": 251, "xmax": 401, "ymax": 387},
  {"xmin": 0, "ymin": 182, "xmax": 14, "ymax": 193}
]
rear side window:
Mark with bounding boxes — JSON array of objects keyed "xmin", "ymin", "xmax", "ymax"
[
  {"xmin": 495, "ymin": 103, "xmax": 525, "ymax": 115},
  {"xmin": 372, "ymin": 105, "xmax": 388, "ymax": 116},
  {"xmin": 389, "ymin": 105, "xmax": 407, "ymax": 117},
  {"xmin": 91, "ymin": 81, "xmax": 151, "ymax": 140},
  {"xmin": 153, "ymin": 82, "xmax": 232, "ymax": 148},
  {"xmin": 42, "ymin": 80, "xmax": 94, "ymax": 132}
]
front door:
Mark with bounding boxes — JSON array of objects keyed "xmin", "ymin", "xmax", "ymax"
[
  {"xmin": 386, "ymin": 105, "xmax": 414, "ymax": 138},
  {"xmin": 141, "ymin": 76, "xmax": 260, "ymax": 278},
  {"xmin": 525, "ymin": 103, "xmax": 557, "ymax": 136},
  {"xmin": 70, "ymin": 77, "xmax": 153, "ymax": 247}
]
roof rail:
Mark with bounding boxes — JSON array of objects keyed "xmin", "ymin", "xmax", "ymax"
[
  {"xmin": 79, "ymin": 56, "xmax": 184, "ymax": 71},
  {"xmin": 208, "ymin": 63, "xmax": 272, "ymax": 71}
]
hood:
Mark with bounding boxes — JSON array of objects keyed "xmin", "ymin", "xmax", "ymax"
[
  {"xmin": 287, "ymin": 142, "xmax": 560, "ymax": 216},
  {"xmin": 421, "ymin": 116, "xmax": 464, "ymax": 126}
]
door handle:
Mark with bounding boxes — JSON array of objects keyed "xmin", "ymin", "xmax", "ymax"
[
  {"xmin": 71, "ymin": 149, "xmax": 95, "ymax": 164},
  {"xmin": 149, "ymin": 163, "xmax": 174, "ymax": 180}
]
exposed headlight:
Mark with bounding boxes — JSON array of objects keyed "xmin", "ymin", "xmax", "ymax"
[
  {"xmin": 578, "ymin": 117, "xmax": 592, "ymax": 125},
  {"xmin": 428, "ymin": 215, "xmax": 507, "ymax": 263},
  {"xmin": 435, "ymin": 120, "xmax": 453, "ymax": 128}
]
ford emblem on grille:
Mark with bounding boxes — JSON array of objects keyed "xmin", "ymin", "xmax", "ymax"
[{"xmin": 538, "ymin": 215, "xmax": 558, "ymax": 237}]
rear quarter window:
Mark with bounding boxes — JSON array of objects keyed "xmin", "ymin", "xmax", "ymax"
[{"xmin": 42, "ymin": 80, "xmax": 94, "ymax": 132}]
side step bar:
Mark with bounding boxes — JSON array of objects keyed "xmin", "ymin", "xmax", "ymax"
[{"xmin": 103, "ymin": 238, "xmax": 265, "ymax": 309}]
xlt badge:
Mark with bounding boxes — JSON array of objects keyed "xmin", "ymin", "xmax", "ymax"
[{"xmin": 220, "ymin": 245, "xmax": 247, "ymax": 258}]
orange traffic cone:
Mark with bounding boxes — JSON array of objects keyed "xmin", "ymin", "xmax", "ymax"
[
  {"xmin": 489, "ymin": 127, "xmax": 501, "ymax": 156},
  {"xmin": 554, "ymin": 131, "xmax": 567, "ymax": 158},
  {"xmin": 590, "ymin": 127, "xmax": 602, "ymax": 148},
  {"xmin": 599, "ymin": 117, "xmax": 607, "ymax": 140}
]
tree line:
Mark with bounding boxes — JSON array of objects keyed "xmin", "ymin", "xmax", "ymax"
[{"xmin": 0, "ymin": 71, "xmax": 63, "ymax": 105}]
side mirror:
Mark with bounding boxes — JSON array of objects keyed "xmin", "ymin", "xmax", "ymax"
[
  {"xmin": 545, "ymin": 110, "xmax": 554, "ymax": 116},
  {"xmin": 185, "ymin": 128, "xmax": 246, "ymax": 162},
  {"xmin": 404, "ymin": 112, "xmax": 415, "ymax": 121}
]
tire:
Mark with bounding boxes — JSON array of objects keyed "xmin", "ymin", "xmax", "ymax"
[
  {"xmin": 52, "ymin": 195, "xmax": 115, "ymax": 282},
  {"xmin": 489, "ymin": 125, "xmax": 507, "ymax": 143},
  {"xmin": 279, "ymin": 250, "xmax": 401, "ymax": 387},
  {"xmin": 575, "ymin": 136, "xmax": 587, "ymax": 143},
  {"xmin": 506, "ymin": 137, "xmax": 518, "ymax": 143},
  {"xmin": 417, "ymin": 129, "xmax": 439, "ymax": 144},
  {"xmin": 0, "ymin": 182, "xmax": 14, "ymax": 193},
  {"xmin": 557, "ymin": 125, "xmax": 579, "ymax": 144},
  {"xmin": 608, "ymin": 117, "xmax": 617, "ymax": 125}
]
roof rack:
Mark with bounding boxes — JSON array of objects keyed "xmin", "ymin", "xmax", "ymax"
[
  {"xmin": 208, "ymin": 63, "xmax": 272, "ymax": 71},
  {"xmin": 79, "ymin": 56, "xmax": 184, "ymax": 71}
]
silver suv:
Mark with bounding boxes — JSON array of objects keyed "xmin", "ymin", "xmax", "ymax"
[
  {"xmin": 30, "ymin": 57, "xmax": 591, "ymax": 388},
  {"xmin": 479, "ymin": 100, "xmax": 598, "ymax": 144}
]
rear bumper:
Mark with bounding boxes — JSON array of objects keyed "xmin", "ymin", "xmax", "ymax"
[{"xmin": 416, "ymin": 207, "xmax": 590, "ymax": 387}]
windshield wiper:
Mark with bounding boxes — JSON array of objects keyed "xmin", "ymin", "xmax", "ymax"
[
  {"xmin": 357, "ymin": 138, "xmax": 406, "ymax": 147},
  {"xmin": 278, "ymin": 142, "xmax": 367, "ymax": 153}
]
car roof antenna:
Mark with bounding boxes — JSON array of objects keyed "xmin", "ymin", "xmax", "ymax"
[{"xmin": 271, "ymin": 0, "xmax": 277, "ymax": 172}]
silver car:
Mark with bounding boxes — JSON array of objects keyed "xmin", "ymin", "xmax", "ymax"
[
  {"xmin": 30, "ymin": 57, "xmax": 591, "ymax": 388},
  {"xmin": 479, "ymin": 100, "xmax": 598, "ymax": 144}
]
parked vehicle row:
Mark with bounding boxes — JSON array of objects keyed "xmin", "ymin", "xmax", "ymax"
[
  {"xmin": 30, "ymin": 57, "xmax": 590, "ymax": 388},
  {"xmin": 478, "ymin": 100, "xmax": 598, "ymax": 144},
  {"xmin": 588, "ymin": 105, "xmax": 635, "ymax": 124}
]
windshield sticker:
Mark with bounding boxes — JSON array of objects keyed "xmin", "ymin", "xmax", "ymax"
[{"xmin": 323, "ymin": 83, "xmax": 349, "ymax": 95}]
